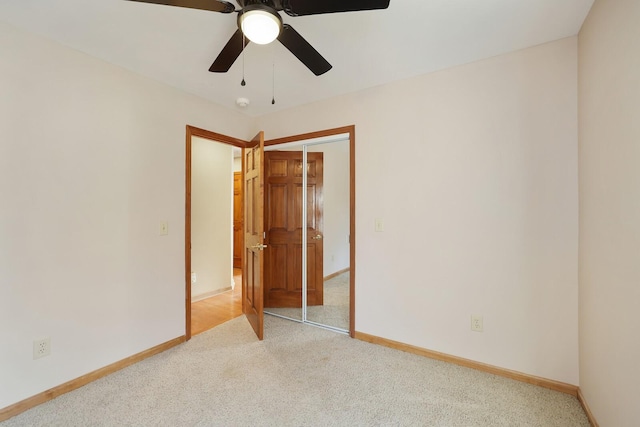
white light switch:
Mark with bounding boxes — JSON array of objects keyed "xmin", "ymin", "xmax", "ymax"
[
  {"xmin": 374, "ymin": 218, "xmax": 384, "ymax": 232},
  {"xmin": 160, "ymin": 221, "xmax": 169, "ymax": 236}
]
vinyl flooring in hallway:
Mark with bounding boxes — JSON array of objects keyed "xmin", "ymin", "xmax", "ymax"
[{"xmin": 191, "ymin": 268, "xmax": 243, "ymax": 336}]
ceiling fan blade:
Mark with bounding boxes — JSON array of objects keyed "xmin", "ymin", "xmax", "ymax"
[
  {"xmin": 277, "ymin": 24, "xmax": 332, "ymax": 76},
  {"xmin": 209, "ymin": 29, "xmax": 250, "ymax": 72},
  {"xmin": 125, "ymin": 0, "xmax": 235, "ymax": 14},
  {"xmin": 283, "ymin": 0, "xmax": 389, "ymax": 16}
]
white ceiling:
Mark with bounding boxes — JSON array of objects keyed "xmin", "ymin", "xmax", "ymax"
[{"xmin": 0, "ymin": 0, "xmax": 594, "ymax": 117}]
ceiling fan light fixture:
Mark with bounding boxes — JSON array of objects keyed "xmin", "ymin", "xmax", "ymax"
[{"xmin": 239, "ymin": 6, "xmax": 282, "ymax": 45}]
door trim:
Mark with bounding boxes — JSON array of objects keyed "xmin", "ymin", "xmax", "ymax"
[
  {"xmin": 185, "ymin": 125, "xmax": 247, "ymax": 340},
  {"xmin": 185, "ymin": 124, "xmax": 356, "ymax": 339},
  {"xmin": 265, "ymin": 125, "xmax": 356, "ymax": 337}
]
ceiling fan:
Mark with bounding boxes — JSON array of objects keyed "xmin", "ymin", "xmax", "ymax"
[{"xmin": 126, "ymin": 0, "xmax": 391, "ymax": 76}]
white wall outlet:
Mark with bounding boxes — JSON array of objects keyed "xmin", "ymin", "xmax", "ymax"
[
  {"xmin": 33, "ymin": 338, "xmax": 51, "ymax": 359},
  {"xmin": 471, "ymin": 315, "xmax": 483, "ymax": 332},
  {"xmin": 374, "ymin": 218, "xmax": 384, "ymax": 232},
  {"xmin": 160, "ymin": 221, "xmax": 169, "ymax": 236},
  {"xmin": 191, "ymin": 272, "xmax": 197, "ymax": 284}
]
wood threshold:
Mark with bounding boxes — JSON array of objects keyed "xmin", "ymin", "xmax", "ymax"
[
  {"xmin": 0, "ymin": 336, "xmax": 185, "ymax": 422},
  {"xmin": 577, "ymin": 388, "xmax": 600, "ymax": 427},
  {"xmin": 354, "ymin": 331, "xmax": 578, "ymax": 396}
]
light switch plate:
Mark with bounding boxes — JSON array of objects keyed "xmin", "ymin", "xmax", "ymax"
[{"xmin": 160, "ymin": 221, "xmax": 169, "ymax": 236}]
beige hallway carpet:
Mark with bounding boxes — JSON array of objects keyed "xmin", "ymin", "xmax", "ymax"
[{"xmin": 1, "ymin": 316, "xmax": 589, "ymax": 426}]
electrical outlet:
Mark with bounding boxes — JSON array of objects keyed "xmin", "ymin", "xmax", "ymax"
[
  {"xmin": 374, "ymin": 218, "xmax": 384, "ymax": 232},
  {"xmin": 471, "ymin": 315, "xmax": 483, "ymax": 332},
  {"xmin": 191, "ymin": 272, "xmax": 197, "ymax": 284},
  {"xmin": 33, "ymin": 338, "xmax": 51, "ymax": 359}
]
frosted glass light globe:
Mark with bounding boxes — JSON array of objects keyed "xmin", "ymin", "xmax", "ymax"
[{"xmin": 240, "ymin": 10, "xmax": 281, "ymax": 45}]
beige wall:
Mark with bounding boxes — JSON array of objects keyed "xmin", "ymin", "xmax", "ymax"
[
  {"xmin": 0, "ymin": 17, "xmax": 589, "ymax": 412},
  {"xmin": 191, "ymin": 137, "xmax": 233, "ymax": 301},
  {"xmin": 0, "ymin": 22, "xmax": 249, "ymax": 409},
  {"xmin": 578, "ymin": 1, "xmax": 640, "ymax": 425},
  {"xmin": 257, "ymin": 37, "xmax": 580, "ymax": 384}
]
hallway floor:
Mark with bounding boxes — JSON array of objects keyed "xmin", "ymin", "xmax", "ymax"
[{"xmin": 191, "ymin": 269, "xmax": 242, "ymax": 336}]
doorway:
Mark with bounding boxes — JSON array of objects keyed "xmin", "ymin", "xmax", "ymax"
[
  {"xmin": 185, "ymin": 126, "xmax": 246, "ymax": 340},
  {"xmin": 185, "ymin": 125, "xmax": 356, "ymax": 339}
]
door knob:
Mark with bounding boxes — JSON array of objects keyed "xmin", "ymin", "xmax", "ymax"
[
  {"xmin": 251, "ymin": 243, "xmax": 268, "ymax": 250},
  {"xmin": 312, "ymin": 234, "xmax": 322, "ymax": 240}
]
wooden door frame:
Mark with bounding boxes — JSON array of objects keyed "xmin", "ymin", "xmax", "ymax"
[
  {"xmin": 185, "ymin": 125, "xmax": 247, "ymax": 340},
  {"xmin": 265, "ymin": 125, "xmax": 356, "ymax": 337},
  {"xmin": 185, "ymin": 124, "xmax": 356, "ymax": 339}
]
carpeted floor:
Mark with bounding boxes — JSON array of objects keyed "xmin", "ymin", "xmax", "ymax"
[
  {"xmin": 1, "ymin": 315, "xmax": 589, "ymax": 426},
  {"xmin": 266, "ymin": 271, "xmax": 350, "ymax": 330}
]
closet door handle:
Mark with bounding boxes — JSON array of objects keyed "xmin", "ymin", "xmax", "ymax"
[
  {"xmin": 251, "ymin": 243, "xmax": 268, "ymax": 250},
  {"xmin": 312, "ymin": 234, "xmax": 322, "ymax": 240}
]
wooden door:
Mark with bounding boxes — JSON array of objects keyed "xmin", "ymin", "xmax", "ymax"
[
  {"xmin": 264, "ymin": 151, "xmax": 324, "ymax": 308},
  {"xmin": 243, "ymin": 132, "xmax": 265, "ymax": 340},
  {"xmin": 233, "ymin": 172, "xmax": 243, "ymax": 269}
]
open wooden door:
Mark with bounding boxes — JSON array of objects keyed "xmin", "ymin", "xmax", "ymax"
[{"xmin": 243, "ymin": 131, "xmax": 265, "ymax": 340}]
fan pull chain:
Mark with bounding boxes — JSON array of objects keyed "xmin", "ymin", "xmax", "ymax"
[
  {"xmin": 241, "ymin": 34, "xmax": 246, "ymax": 87},
  {"xmin": 271, "ymin": 56, "xmax": 276, "ymax": 105}
]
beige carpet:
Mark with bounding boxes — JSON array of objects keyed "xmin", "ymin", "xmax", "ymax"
[
  {"xmin": 266, "ymin": 271, "xmax": 350, "ymax": 330},
  {"xmin": 1, "ymin": 315, "xmax": 589, "ymax": 426}
]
